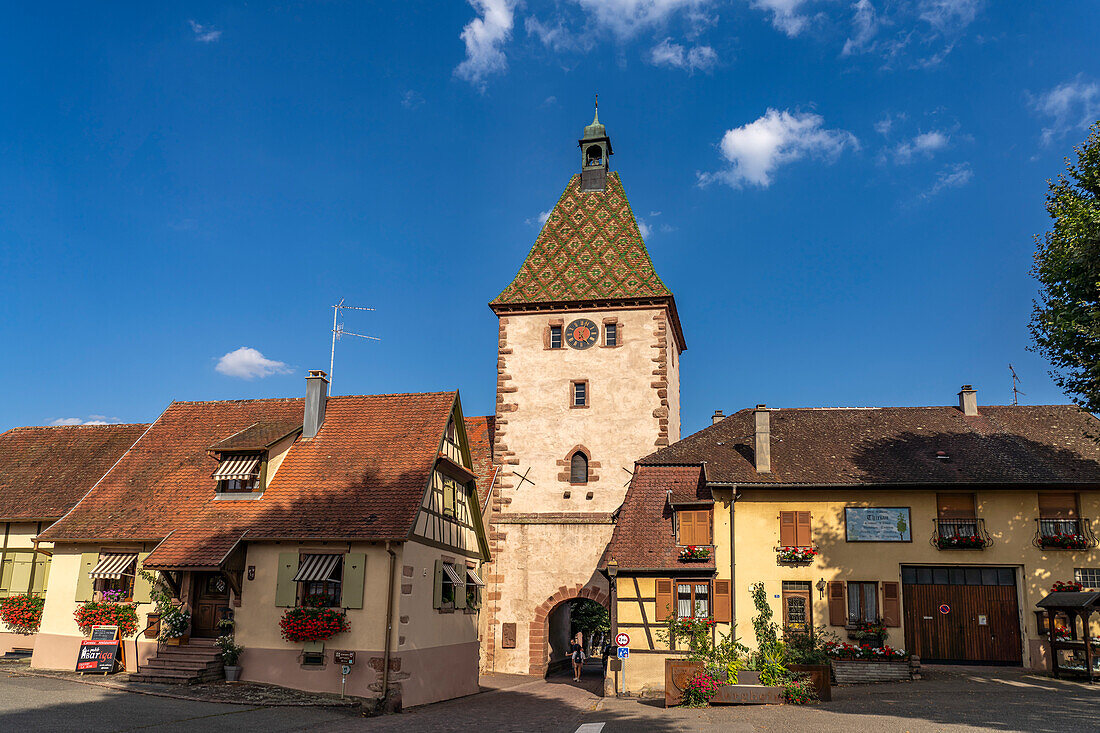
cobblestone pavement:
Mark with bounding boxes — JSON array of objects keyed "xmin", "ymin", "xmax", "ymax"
[{"xmin": 4, "ymin": 661, "xmax": 1099, "ymax": 732}]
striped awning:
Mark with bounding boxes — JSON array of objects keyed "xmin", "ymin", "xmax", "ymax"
[
  {"xmin": 466, "ymin": 568, "xmax": 485, "ymax": 587},
  {"xmin": 212, "ymin": 455, "xmax": 261, "ymax": 481},
  {"xmin": 443, "ymin": 563, "xmax": 465, "ymax": 585},
  {"xmin": 293, "ymin": 554, "xmax": 342, "ymax": 583},
  {"xmin": 89, "ymin": 553, "xmax": 137, "ymax": 580}
]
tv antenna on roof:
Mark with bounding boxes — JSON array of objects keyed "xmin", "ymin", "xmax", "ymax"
[
  {"xmin": 1009, "ymin": 363, "xmax": 1025, "ymax": 406},
  {"xmin": 329, "ymin": 298, "xmax": 380, "ymax": 393}
]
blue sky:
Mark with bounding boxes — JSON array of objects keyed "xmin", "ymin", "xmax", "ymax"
[{"xmin": 2, "ymin": 1, "xmax": 1098, "ymax": 435}]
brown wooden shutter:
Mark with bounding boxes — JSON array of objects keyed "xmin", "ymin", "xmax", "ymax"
[
  {"xmin": 827, "ymin": 581, "xmax": 847, "ymax": 626},
  {"xmin": 701, "ymin": 509, "xmax": 713, "ymax": 545},
  {"xmin": 882, "ymin": 582, "xmax": 901, "ymax": 627},
  {"xmin": 795, "ymin": 511, "xmax": 811, "ymax": 547},
  {"xmin": 713, "ymin": 580, "xmax": 732, "ymax": 623},
  {"xmin": 682, "ymin": 512, "xmax": 698, "ymax": 545},
  {"xmin": 937, "ymin": 493, "xmax": 976, "ymax": 519},
  {"xmin": 1038, "ymin": 492, "xmax": 1078, "ymax": 518},
  {"xmin": 655, "ymin": 579, "xmax": 674, "ymax": 621},
  {"xmin": 779, "ymin": 511, "xmax": 797, "ymax": 546}
]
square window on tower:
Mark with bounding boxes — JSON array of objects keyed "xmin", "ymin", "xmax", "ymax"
[
  {"xmin": 549, "ymin": 325, "xmax": 563, "ymax": 349},
  {"xmin": 605, "ymin": 323, "xmax": 617, "ymax": 347}
]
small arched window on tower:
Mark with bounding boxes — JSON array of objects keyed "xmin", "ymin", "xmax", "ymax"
[
  {"xmin": 570, "ymin": 451, "xmax": 589, "ymax": 484},
  {"xmin": 585, "ymin": 145, "xmax": 603, "ymax": 167}
]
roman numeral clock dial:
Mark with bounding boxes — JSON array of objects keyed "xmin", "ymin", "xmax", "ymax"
[{"xmin": 565, "ymin": 318, "xmax": 599, "ymax": 349}]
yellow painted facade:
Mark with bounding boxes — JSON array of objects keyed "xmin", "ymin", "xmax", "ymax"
[
  {"xmin": 611, "ymin": 487, "xmax": 1100, "ymax": 695},
  {"xmin": 0, "ymin": 521, "xmax": 54, "ymax": 654}
]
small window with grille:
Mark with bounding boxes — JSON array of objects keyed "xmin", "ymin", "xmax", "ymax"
[
  {"xmin": 572, "ymin": 381, "xmax": 588, "ymax": 407},
  {"xmin": 1075, "ymin": 568, "xmax": 1100, "ymax": 589},
  {"xmin": 549, "ymin": 325, "xmax": 563, "ymax": 349}
]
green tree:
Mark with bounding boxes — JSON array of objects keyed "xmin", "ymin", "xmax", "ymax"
[
  {"xmin": 570, "ymin": 599, "xmax": 610, "ymax": 640},
  {"xmin": 1030, "ymin": 121, "xmax": 1100, "ymax": 416}
]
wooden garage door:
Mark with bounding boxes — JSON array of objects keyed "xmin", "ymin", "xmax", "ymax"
[{"xmin": 901, "ymin": 566, "xmax": 1022, "ymax": 665}]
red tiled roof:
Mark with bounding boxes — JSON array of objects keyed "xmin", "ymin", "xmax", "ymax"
[
  {"xmin": 0, "ymin": 424, "xmax": 148, "ymax": 520},
  {"xmin": 600, "ymin": 465, "xmax": 714, "ymax": 572},
  {"xmin": 40, "ymin": 392, "xmax": 459, "ymax": 551},
  {"xmin": 465, "ymin": 416, "xmax": 496, "ymax": 505},
  {"xmin": 641, "ymin": 404, "xmax": 1100, "ymax": 486}
]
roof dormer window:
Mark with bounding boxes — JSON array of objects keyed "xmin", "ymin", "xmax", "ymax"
[{"xmin": 213, "ymin": 453, "xmax": 262, "ymax": 493}]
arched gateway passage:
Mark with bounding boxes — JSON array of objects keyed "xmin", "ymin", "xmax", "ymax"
[{"xmin": 529, "ymin": 584, "xmax": 609, "ymax": 676}]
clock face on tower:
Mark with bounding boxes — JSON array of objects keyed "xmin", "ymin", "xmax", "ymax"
[{"xmin": 565, "ymin": 318, "xmax": 599, "ymax": 350}]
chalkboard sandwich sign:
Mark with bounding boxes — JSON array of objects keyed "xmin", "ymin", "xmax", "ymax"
[{"xmin": 76, "ymin": 625, "xmax": 125, "ymax": 674}]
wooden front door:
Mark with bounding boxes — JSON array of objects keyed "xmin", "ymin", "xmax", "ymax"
[
  {"xmin": 902, "ymin": 566, "xmax": 1022, "ymax": 664},
  {"xmin": 191, "ymin": 572, "xmax": 230, "ymax": 638}
]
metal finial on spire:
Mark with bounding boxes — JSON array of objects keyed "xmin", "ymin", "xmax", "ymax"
[{"xmin": 592, "ymin": 94, "xmax": 599, "ymax": 125}]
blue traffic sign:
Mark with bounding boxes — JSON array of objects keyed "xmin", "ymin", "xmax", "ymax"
[{"xmin": 617, "ymin": 647, "xmax": 629, "ymax": 659}]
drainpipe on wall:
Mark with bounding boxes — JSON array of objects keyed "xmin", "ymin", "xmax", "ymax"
[
  {"xmin": 729, "ymin": 486, "xmax": 738, "ymax": 629},
  {"xmin": 380, "ymin": 542, "xmax": 397, "ymax": 711}
]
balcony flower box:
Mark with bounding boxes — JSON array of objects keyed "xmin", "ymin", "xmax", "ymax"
[
  {"xmin": 824, "ymin": 641, "xmax": 911, "ymax": 683},
  {"xmin": 1040, "ymin": 534, "xmax": 1091, "ymax": 550},
  {"xmin": 74, "ymin": 597, "xmax": 139, "ymax": 638},
  {"xmin": 776, "ymin": 546, "xmax": 818, "ymax": 564},
  {"xmin": 0, "ymin": 594, "xmax": 45, "ymax": 635},
  {"xmin": 935, "ymin": 534, "xmax": 986, "ymax": 550},
  {"xmin": 278, "ymin": 607, "xmax": 350, "ymax": 643},
  {"xmin": 678, "ymin": 546, "xmax": 711, "ymax": 562},
  {"xmin": 1051, "ymin": 580, "xmax": 1084, "ymax": 592}
]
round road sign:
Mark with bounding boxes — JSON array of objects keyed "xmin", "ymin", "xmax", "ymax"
[
  {"xmin": 939, "ymin": 604, "xmax": 951, "ymax": 615},
  {"xmin": 616, "ymin": 632, "xmax": 630, "ymax": 647}
]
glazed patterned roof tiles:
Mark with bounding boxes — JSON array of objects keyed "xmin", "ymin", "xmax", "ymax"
[
  {"xmin": 491, "ymin": 173, "xmax": 672, "ymax": 306},
  {"xmin": 0, "ymin": 423, "xmax": 149, "ymax": 520}
]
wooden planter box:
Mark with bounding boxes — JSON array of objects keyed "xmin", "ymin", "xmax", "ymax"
[
  {"xmin": 664, "ymin": 659, "xmax": 704, "ymax": 707},
  {"xmin": 831, "ymin": 658, "xmax": 910, "ymax": 684},
  {"xmin": 788, "ymin": 663, "xmax": 832, "ymax": 701}
]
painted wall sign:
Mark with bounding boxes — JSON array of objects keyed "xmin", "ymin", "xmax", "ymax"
[
  {"xmin": 939, "ymin": 604, "xmax": 951, "ymax": 615},
  {"xmin": 844, "ymin": 507, "xmax": 912, "ymax": 542}
]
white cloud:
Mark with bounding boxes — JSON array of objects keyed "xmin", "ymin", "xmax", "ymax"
[
  {"xmin": 752, "ymin": 0, "xmax": 812, "ymax": 37},
  {"xmin": 922, "ymin": 162, "xmax": 973, "ymax": 198},
  {"xmin": 842, "ymin": 0, "xmax": 881, "ymax": 56},
  {"xmin": 891, "ymin": 129, "xmax": 951, "ymax": 163},
  {"xmin": 636, "ymin": 218, "xmax": 653, "ymax": 237},
  {"xmin": 649, "ymin": 38, "xmax": 717, "ymax": 71},
  {"xmin": 572, "ymin": 0, "xmax": 711, "ymax": 39},
  {"xmin": 699, "ymin": 108, "xmax": 859, "ymax": 188},
  {"xmin": 1030, "ymin": 76, "xmax": 1100, "ymax": 146},
  {"xmin": 874, "ymin": 116, "xmax": 894, "ymax": 137},
  {"xmin": 50, "ymin": 416, "xmax": 118, "ymax": 426},
  {"xmin": 455, "ymin": 0, "xmax": 517, "ymax": 89},
  {"xmin": 526, "ymin": 209, "xmax": 553, "ymax": 227},
  {"xmin": 542, "ymin": 96, "xmax": 558, "ymax": 107},
  {"xmin": 918, "ymin": 0, "xmax": 982, "ymax": 33},
  {"xmin": 215, "ymin": 347, "xmax": 292, "ymax": 380},
  {"xmin": 525, "ymin": 16, "xmax": 593, "ymax": 53},
  {"xmin": 188, "ymin": 20, "xmax": 222, "ymax": 43},
  {"xmin": 401, "ymin": 90, "xmax": 425, "ymax": 109}
]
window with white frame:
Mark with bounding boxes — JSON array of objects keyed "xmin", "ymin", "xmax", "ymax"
[{"xmin": 1075, "ymin": 568, "xmax": 1100, "ymax": 589}]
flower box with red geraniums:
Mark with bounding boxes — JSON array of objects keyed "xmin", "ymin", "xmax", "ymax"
[
  {"xmin": 0, "ymin": 594, "xmax": 45, "ymax": 635},
  {"xmin": 1040, "ymin": 533, "xmax": 1091, "ymax": 550},
  {"xmin": 678, "ymin": 546, "xmax": 711, "ymax": 562},
  {"xmin": 935, "ymin": 534, "xmax": 986, "ymax": 550},
  {"xmin": 278, "ymin": 607, "xmax": 350, "ymax": 643},
  {"xmin": 74, "ymin": 597, "xmax": 139, "ymax": 637},
  {"xmin": 822, "ymin": 641, "xmax": 908, "ymax": 661},
  {"xmin": 1051, "ymin": 580, "xmax": 1084, "ymax": 592},
  {"xmin": 776, "ymin": 546, "xmax": 818, "ymax": 563}
]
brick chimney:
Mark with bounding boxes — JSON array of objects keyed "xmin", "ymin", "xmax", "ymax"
[
  {"xmin": 754, "ymin": 404, "xmax": 771, "ymax": 474},
  {"xmin": 712, "ymin": 410, "xmax": 725, "ymax": 425},
  {"xmin": 958, "ymin": 385, "xmax": 977, "ymax": 416},
  {"xmin": 304, "ymin": 370, "xmax": 329, "ymax": 439}
]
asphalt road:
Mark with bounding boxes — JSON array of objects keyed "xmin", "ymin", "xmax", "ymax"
[{"xmin": 3, "ymin": 664, "xmax": 1098, "ymax": 732}]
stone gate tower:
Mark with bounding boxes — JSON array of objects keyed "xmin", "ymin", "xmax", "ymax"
[{"xmin": 483, "ymin": 107, "xmax": 685, "ymax": 675}]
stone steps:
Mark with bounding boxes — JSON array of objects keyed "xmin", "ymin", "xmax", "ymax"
[{"xmin": 130, "ymin": 641, "xmax": 224, "ymax": 684}]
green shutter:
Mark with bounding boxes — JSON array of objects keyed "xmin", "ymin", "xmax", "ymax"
[
  {"xmin": 341, "ymin": 553, "xmax": 366, "ymax": 610},
  {"xmin": 10, "ymin": 553, "xmax": 32, "ymax": 595},
  {"xmin": 75, "ymin": 552, "xmax": 98, "ymax": 602},
  {"xmin": 0, "ymin": 555, "xmax": 14, "ymax": 597},
  {"xmin": 433, "ymin": 559, "xmax": 443, "ymax": 609},
  {"xmin": 275, "ymin": 552, "xmax": 298, "ymax": 607},
  {"xmin": 31, "ymin": 555, "xmax": 51, "ymax": 596},
  {"xmin": 454, "ymin": 565, "xmax": 467, "ymax": 610},
  {"xmin": 132, "ymin": 552, "xmax": 152, "ymax": 603}
]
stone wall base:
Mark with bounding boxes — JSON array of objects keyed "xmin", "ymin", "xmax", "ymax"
[{"xmin": 831, "ymin": 659, "xmax": 911, "ymax": 684}]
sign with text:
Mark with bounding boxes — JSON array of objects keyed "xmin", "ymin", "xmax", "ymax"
[
  {"xmin": 76, "ymin": 640, "xmax": 121, "ymax": 673},
  {"xmin": 844, "ymin": 507, "xmax": 911, "ymax": 542},
  {"xmin": 89, "ymin": 625, "xmax": 119, "ymax": 641},
  {"xmin": 333, "ymin": 651, "xmax": 355, "ymax": 664},
  {"xmin": 615, "ymin": 633, "xmax": 630, "ymax": 647}
]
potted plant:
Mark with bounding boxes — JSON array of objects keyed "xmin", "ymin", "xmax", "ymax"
[
  {"xmin": 1051, "ymin": 580, "xmax": 1084, "ymax": 592},
  {"xmin": 159, "ymin": 605, "xmax": 191, "ymax": 645},
  {"xmin": 1040, "ymin": 532, "xmax": 1090, "ymax": 550},
  {"xmin": 74, "ymin": 590, "xmax": 139, "ymax": 637},
  {"xmin": 678, "ymin": 545, "xmax": 711, "ymax": 562},
  {"xmin": 216, "ymin": 634, "xmax": 244, "ymax": 682},
  {"xmin": 0, "ymin": 594, "xmax": 45, "ymax": 635},
  {"xmin": 935, "ymin": 534, "xmax": 985, "ymax": 549},
  {"xmin": 776, "ymin": 546, "xmax": 818, "ymax": 563}
]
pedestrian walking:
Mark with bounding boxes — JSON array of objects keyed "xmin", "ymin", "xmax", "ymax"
[{"xmin": 569, "ymin": 634, "xmax": 585, "ymax": 682}]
